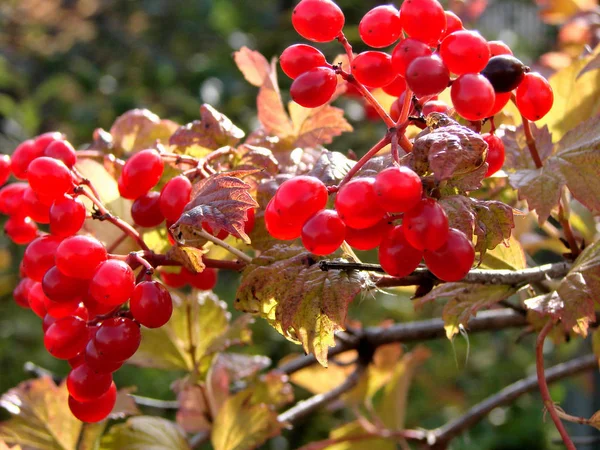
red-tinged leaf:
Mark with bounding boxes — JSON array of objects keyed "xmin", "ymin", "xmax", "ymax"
[
  {"xmin": 174, "ymin": 171, "xmax": 259, "ymax": 245},
  {"xmin": 570, "ymin": 240, "xmax": 600, "ymax": 295},
  {"xmin": 524, "ymin": 292, "xmax": 564, "ymax": 322},
  {"xmin": 439, "ymin": 195, "xmax": 476, "ymax": 240},
  {"xmin": 553, "ymin": 115, "xmax": 600, "ymax": 213},
  {"xmin": 447, "ymin": 162, "xmax": 489, "ymax": 192},
  {"xmin": 109, "ymin": 109, "xmax": 179, "ymax": 154},
  {"xmin": 507, "ymin": 160, "xmax": 565, "ymax": 225},
  {"xmin": 234, "ymin": 145, "xmax": 279, "ymax": 177},
  {"xmin": 257, "ymin": 60, "xmax": 294, "ymax": 138},
  {"xmin": 556, "ymin": 272, "xmax": 596, "ymax": 336},
  {"xmin": 288, "ymin": 102, "xmax": 353, "ymax": 148},
  {"xmin": 307, "ymin": 150, "xmax": 355, "ymax": 186},
  {"xmin": 415, "ymin": 283, "xmax": 518, "ymax": 339},
  {"xmin": 235, "ymin": 246, "xmax": 369, "ymax": 366},
  {"xmin": 0, "ymin": 377, "xmax": 82, "ymax": 450},
  {"xmin": 169, "ymin": 105, "xmax": 245, "ymax": 156},
  {"xmin": 472, "ymin": 200, "xmax": 515, "ymax": 258},
  {"xmin": 502, "ymin": 124, "xmax": 555, "ymax": 170},
  {"xmin": 173, "ymin": 382, "xmax": 212, "ymax": 434},
  {"xmin": 298, "ymin": 422, "xmax": 395, "ymax": 450},
  {"xmin": 211, "ymin": 373, "xmax": 292, "ymax": 450},
  {"xmin": 233, "ymin": 46, "xmax": 271, "ymax": 87}
]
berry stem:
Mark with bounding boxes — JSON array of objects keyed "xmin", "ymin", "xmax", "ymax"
[
  {"xmin": 329, "ymin": 133, "xmax": 392, "ymax": 193},
  {"xmin": 127, "ymin": 252, "xmax": 155, "ymax": 274},
  {"xmin": 143, "ymin": 252, "xmax": 247, "ymax": 271},
  {"xmin": 558, "ymin": 189, "xmax": 580, "ymax": 258},
  {"xmin": 513, "ymin": 96, "xmax": 543, "ymax": 168},
  {"xmin": 336, "ymin": 32, "xmax": 354, "ymax": 65},
  {"xmin": 396, "ymin": 88, "xmax": 414, "ymax": 127},
  {"xmin": 536, "ymin": 320, "xmax": 576, "ymax": 450},
  {"xmin": 79, "ymin": 189, "xmax": 150, "ymax": 252},
  {"xmin": 172, "ymin": 225, "xmax": 253, "ymax": 263},
  {"xmin": 159, "ymin": 152, "xmax": 202, "ymax": 167}
]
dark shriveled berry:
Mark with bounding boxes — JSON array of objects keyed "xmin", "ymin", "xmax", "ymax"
[{"xmin": 481, "ymin": 55, "xmax": 528, "ymax": 93}]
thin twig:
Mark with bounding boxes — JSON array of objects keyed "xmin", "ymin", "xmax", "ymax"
[
  {"xmin": 172, "ymin": 226, "xmax": 252, "ymax": 263},
  {"xmin": 558, "ymin": 189, "xmax": 580, "ymax": 258},
  {"xmin": 536, "ymin": 320, "xmax": 576, "ymax": 450},
  {"xmin": 129, "ymin": 395, "xmax": 179, "ymax": 409},
  {"xmin": 519, "ymin": 112, "xmax": 543, "ymax": 169}
]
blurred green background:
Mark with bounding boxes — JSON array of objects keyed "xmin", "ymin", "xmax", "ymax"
[{"xmin": 1, "ymin": 0, "xmax": 598, "ymax": 449}]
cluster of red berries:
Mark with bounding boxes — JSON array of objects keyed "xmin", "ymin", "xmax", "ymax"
[
  {"xmin": 265, "ymin": 167, "xmax": 475, "ymax": 282},
  {"xmin": 282, "ymin": 0, "xmax": 554, "ymax": 124},
  {"xmin": 0, "ymin": 132, "xmax": 226, "ymax": 423}
]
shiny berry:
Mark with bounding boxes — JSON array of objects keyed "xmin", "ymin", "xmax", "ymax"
[
  {"xmin": 130, "ymin": 281, "xmax": 173, "ymax": 328},
  {"xmin": 352, "ymin": 51, "xmax": 395, "ymax": 88},
  {"xmin": 400, "ymin": 0, "xmax": 446, "ymax": 46},
  {"xmin": 405, "ymin": 55, "xmax": 450, "ymax": 98},
  {"xmin": 440, "ymin": 30, "xmax": 490, "ymax": 75},
  {"xmin": 359, "ymin": 5, "xmax": 402, "ymax": 48},
  {"xmin": 481, "ymin": 55, "xmax": 528, "ymax": 93},
  {"xmin": 483, "ymin": 133, "xmax": 505, "ymax": 177},
  {"xmin": 403, "ymin": 198, "xmax": 449, "ymax": 251},
  {"xmin": 424, "ymin": 228, "xmax": 475, "ymax": 281},
  {"xmin": 159, "ymin": 175, "xmax": 192, "ymax": 223},
  {"xmin": 68, "ymin": 382, "xmax": 117, "ymax": 423},
  {"xmin": 27, "ymin": 157, "xmax": 73, "ymax": 200},
  {"xmin": 290, "ymin": 67, "xmax": 337, "ymax": 108},
  {"xmin": 451, "ymin": 73, "xmax": 496, "ymax": 120},
  {"xmin": 378, "ymin": 225, "xmax": 423, "ymax": 277},
  {"xmin": 56, "ymin": 235, "xmax": 108, "ymax": 280},
  {"xmin": 118, "ymin": 149, "xmax": 164, "ymax": 200},
  {"xmin": 292, "ymin": 0, "xmax": 345, "ymax": 43},
  {"xmin": 5, "ymin": 216, "xmax": 38, "ymax": 244},
  {"xmin": 335, "ymin": 177, "xmax": 385, "ymax": 229},
  {"xmin": 391, "ymin": 38, "xmax": 432, "ymax": 77},
  {"xmin": 374, "ymin": 166, "xmax": 423, "ymax": 213},
  {"xmin": 301, "ymin": 209, "xmax": 346, "ymax": 255},
  {"xmin": 94, "ymin": 317, "xmax": 141, "ymax": 362},
  {"xmin": 89, "ymin": 260, "xmax": 135, "ymax": 306},
  {"xmin": 515, "ymin": 72, "xmax": 554, "ymax": 121},
  {"xmin": 49, "ymin": 194, "xmax": 86, "ymax": 237},
  {"xmin": 280, "ymin": 44, "xmax": 328, "ymax": 79}
]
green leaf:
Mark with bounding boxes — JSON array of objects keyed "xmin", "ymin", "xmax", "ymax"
[
  {"xmin": 537, "ymin": 45, "xmax": 600, "ymax": 140},
  {"xmin": 0, "ymin": 377, "xmax": 82, "ymax": 450},
  {"xmin": 415, "ymin": 284, "xmax": 518, "ymax": 339},
  {"xmin": 211, "ymin": 374, "xmax": 292, "ymax": 450},
  {"xmin": 235, "ymin": 246, "xmax": 368, "ymax": 366},
  {"xmin": 472, "ymin": 200, "xmax": 515, "ymax": 257},
  {"xmin": 100, "ymin": 417, "xmax": 190, "ymax": 450},
  {"xmin": 553, "ymin": 115, "xmax": 600, "ymax": 213},
  {"xmin": 129, "ymin": 291, "xmax": 252, "ymax": 372},
  {"xmin": 109, "ymin": 109, "xmax": 179, "ymax": 154},
  {"xmin": 169, "ymin": 104, "xmax": 245, "ymax": 156}
]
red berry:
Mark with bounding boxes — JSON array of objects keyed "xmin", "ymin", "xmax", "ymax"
[
  {"xmin": 159, "ymin": 175, "xmax": 192, "ymax": 223},
  {"xmin": 390, "ymin": 92, "xmax": 416, "ymax": 122},
  {"xmin": 68, "ymin": 381, "xmax": 116, "ymax": 423},
  {"xmin": 202, "ymin": 222, "xmax": 229, "ymax": 240},
  {"xmin": 488, "ymin": 92, "xmax": 511, "ymax": 116},
  {"xmin": 23, "ymin": 187, "xmax": 51, "ymax": 224},
  {"xmin": 42, "ymin": 314, "xmax": 57, "ymax": 333},
  {"xmin": 67, "ymin": 364, "xmax": 113, "ymax": 402},
  {"xmin": 424, "ymin": 228, "xmax": 474, "ymax": 281},
  {"xmin": 49, "ymin": 194, "xmax": 86, "ymax": 237},
  {"xmin": 44, "ymin": 298, "xmax": 86, "ymax": 320},
  {"xmin": 13, "ymin": 277, "xmax": 35, "ymax": 308},
  {"xmin": 27, "ymin": 282, "xmax": 48, "ymax": 317},
  {"xmin": 83, "ymin": 295, "xmax": 115, "ymax": 318},
  {"xmin": 440, "ymin": 30, "xmax": 490, "ymax": 75},
  {"xmin": 422, "ymin": 99, "xmax": 450, "ymax": 116},
  {"xmin": 94, "ymin": 317, "xmax": 141, "ymax": 362},
  {"xmin": 27, "ymin": 157, "xmax": 73, "ymax": 200},
  {"xmin": 273, "ymin": 176, "xmax": 328, "ymax": 226},
  {"xmin": 131, "ymin": 191, "xmax": 164, "ymax": 227},
  {"xmin": 42, "ymin": 265, "xmax": 89, "ymax": 302},
  {"xmin": 290, "ymin": 67, "xmax": 338, "ymax": 108},
  {"xmin": 264, "ymin": 198, "xmax": 303, "ymax": 240},
  {"xmin": 405, "ymin": 55, "xmax": 450, "ymax": 98},
  {"xmin": 89, "ymin": 260, "xmax": 135, "ymax": 306},
  {"xmin": 130, "ymin": 281, "xmax": 173, "ymax": 328},
  {"xmin": 400, "ymin": 0, "xmax": 447, "ymax": 46},
  {"xmin": 442, "ymin": 11, "xmax": 463, "ymax": 38},
  {"xmin": 280, "ymin": 44, "xmax": 328, "ymax": 79},
  {"xmin": 374, "ymin": 166, "xmax": 423, "ymax": 213},
  {"xmin": 44, "ymin": 315, "xmax": 88, "ymax": 359},
  {"xmin": 483, "ymin": 133, "xmax": 505, "ymax": 177},
  {"xmin": 22, "ymin": 235, "xmax": 63, "ymax": 281},
  {"xmin": 301, "ymin": 209, "xmax": 345, "ymax": 255},
  {"xmin": 359, "ymin": 5, "xmax": 402, "ymax": 48},
  {"xmin": 481, "ymin": 55, "xmax": 527, "ymax": 93},
  {"xmin": 516, "ymin": 72, "xmax": 554, "ymax": 121},
  {"xmin": 44, "ymin": 140, "xmax": 77, "ymax": 168},
  {"xmin": 84, "ymin": 339, "xmax": 123, "ymax": 374},
  {"xmin": 403, "ymin": 198, "xmax": 449, "ymax": 251},
  {"xmin": 378, "ymin": 225, "xmax": 423, "ymax": 277},
  {"xmin": 352, "ymin": 51, "xmax": 395, "ymax": 88},
  {"xmin": 118, "ymin": 149, "xmax": 164, "ymax": 200},
  {"xmin": 160, "ymin": 268, "xmax": 188, "ymax": 288},
  {"xmin": 391, "ymin": 38, "xmax": 432, "ymax": 77},
  {"xmin": 68, "ymin": 352, "xmax": 86, "ymax": 369},
  {"xmin": 33, "ymin": 132, "xmax": 64, "ymax": 154},
  {"xmin": 11, "ymin": 140, "xmax": 43, "ymax": 180},
  {"xmin": 451, "ymin": 73, "xmax": 496, "ymax": 121},
  {"xmin": 382, "ymin": 76, "xmax": 407, "ymax": 97},
  {"xmin": 56, "ymin": 235, "xmax": 108, "ymax": 279},
  {"xmin": 345, "ymin": 220, "xmax": 393, "ymax": 251},
  {"xmin": 0, "ymin": 155, "xmax": 11, "ymax": 185},
  {"xmin": 185, "ymin": 267, "xmax": 218, "ymax": 290},
  {"xmin": 5, "ymin": 215, "xmax": 38, "ymax": 244},
  {"xmin": 335, "ymin": 177, "xmax": 385, "ymax": 229},
  {"xmin": 488, "ymin": 40, "xmax": 513, "ymax": 57},
  {"xmin": 0, "ymin": 182, "xmax": 29, "ymax": 215},
  {"xmin": 244, "ymin": 208, "xmax": 256, "ymax": 235},
  {"xmin": 292, "ymin": 0, "xmax": 345, "ymax": 43}
]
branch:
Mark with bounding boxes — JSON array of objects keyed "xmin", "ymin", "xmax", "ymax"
[
  {"xmin": 277, "ymin": 364, "xmax": 367, "ymax": 425},
  {"xmin": 319, "ymin": 260, "xmax": 571, "ymax": 287},
  {"xmin": 521, "ymin": 114, "xmax": 543, "ymax": 169},
  {"xmin": 428, "ymin": 353, "xmax": 596, "ymax": 447},
  {"xmin": 536, "ymin": 320, "xmax": 576, "ymax": 450},
  {"xmin": 278, "ymin": 309, "xmax": 528, "ymax": 375}
]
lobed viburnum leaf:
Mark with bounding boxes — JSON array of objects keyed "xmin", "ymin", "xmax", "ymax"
[
  {"xmin": 288, "ymin": 101, "xmax": 353, "ymax": 148},
  {"xmin": 173, "ymin": 170, "xmax": 259, "ymax": 245},
  {"xmin": 234, "ymin": 145, "xmax": 279, "ymax": 177},
  {"xmin": 412, "ymin": 114, "xmax": 487, "ymax": 185},
  {"xmin": 415, "ymin": 283, "xmax": 518, "ymax": 339},
  {"xmin": 109, "ymin": 108, "xmax": 179, "ymax": 154},
  {"xmin": 307, "ymin": 149, "xmax": 355, "ymax": 186},
  {"xmin": 211, "ymin": 373, "xmax": 292, "ymax": 450},
  {"xmin": 502, "ymin": 123, "xmax": 554, "ymax": 171},
  {"xmin": 439, "ymin": 195, "xmax": 477, "ymax": 239},
  {"xmin": 129, "ymin": 291, "xmax": 252, "ymax": 372},
  {"xmin": 235, "ymin": 246, "xmax": 369, "ymax": 366},
  {"xmin": 100, "ymin": 417, "xmax": 190, "ymax": 450},
  {"xmin": 169, "ymin": 104, "xmax": 245, "ymax": 157}
]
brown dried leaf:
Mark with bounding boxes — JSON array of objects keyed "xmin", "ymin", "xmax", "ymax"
[
  {"xmin": 472, "ymin": 200, "xmax": 515, "ymax": 257},
  {"xmin": 234, "ymin": 145, "xmax": 279, "ymax": 177},
  {"xmin": 439, "ymin": 195, "xmax": 476, "ymax": 239},
  {"xmin": 169, "ymin": 105, "xmax": 245, "ymax": 156},
  {"xmin": 307, "ymin": 150, "xmax": 355, "ymax": 186},
  {"xmin": 235, "ymin": 246, "xmax": 368, "ymax": 366},
  {"xmin": 110, "ymin": 109, "xmax": 179, "ymax": 154},
  {"xmin": 175, "ymin": 171, "xmax": 259, "ymax": 245},
  {"xmin": 166, "ymin": 245, "xmax": 206, "ymax": 274},
  {"xmin": 288, "ymin": 102, "xmax": 353, "ymax": 148}
]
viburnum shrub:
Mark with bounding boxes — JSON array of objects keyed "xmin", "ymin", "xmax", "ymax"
[{"xmin": 1, "ymin": 1, "xmax": 599, "ymax": 449}]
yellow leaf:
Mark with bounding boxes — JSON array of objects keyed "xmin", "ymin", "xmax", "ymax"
[
  {"xmin": 480, "ymin": 235, "xmax": 527, "ymax": 270},
  {"xmin": 100, "ymin": 417, "xmax": 189, "ymax": 450}
]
